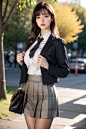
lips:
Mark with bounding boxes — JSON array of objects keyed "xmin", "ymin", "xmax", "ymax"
[{"xmin": 41, "ymin": 24, "xmax": 45, "ymax": 26}]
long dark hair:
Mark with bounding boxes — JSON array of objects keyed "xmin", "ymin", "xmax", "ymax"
[{"xmin": 26, "ymin": 2, "xmax": 60, "ymax": 48}]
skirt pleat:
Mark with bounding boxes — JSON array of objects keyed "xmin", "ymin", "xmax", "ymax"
[{"xmin": 23, "ymin": 75, "xmax": 59, "ymax": 118}]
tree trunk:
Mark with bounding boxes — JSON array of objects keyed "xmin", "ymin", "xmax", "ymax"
[{"xmin": 0, "ymin": 0, "xmax": 7, "ymax": 99}]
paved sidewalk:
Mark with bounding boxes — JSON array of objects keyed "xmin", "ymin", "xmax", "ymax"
[{"xmin": 0, "ymin": 66, "xmax": 86, "ymax": 129}]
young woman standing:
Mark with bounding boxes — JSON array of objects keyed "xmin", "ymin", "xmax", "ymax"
[{"xmin": 17, "ymin": 2, "xmax": 69, "ymax": 129}]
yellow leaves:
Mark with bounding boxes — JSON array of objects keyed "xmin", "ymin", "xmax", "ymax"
[
  {"xmin": 64, "ymin": 35, "xmax": 78, "ymax": 43},
  {"xmin": 53, "ymin": 2, "xmax": 84, "ymax": 44},
  {"xmin": 17, "ymin": 0, "xmax": 37, "ymax": 11}
]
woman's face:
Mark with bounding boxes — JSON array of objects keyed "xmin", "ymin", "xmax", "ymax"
[{"xmin": 36, "ymin": 9, "xmax": 53, "ymax": 31}]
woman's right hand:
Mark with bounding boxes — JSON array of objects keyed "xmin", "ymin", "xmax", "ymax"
[{"xmin": 17, "ymin": 51, "xmax": 25, "ymax": 66}]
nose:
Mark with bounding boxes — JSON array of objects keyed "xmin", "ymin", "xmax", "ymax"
[{"xmin": 41, "ymin": 15, "xmax": 44, "ymax": 22}]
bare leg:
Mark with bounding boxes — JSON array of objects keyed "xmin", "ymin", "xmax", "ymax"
[
  {"xmin": 35, "ymin": 118, "xmax": 53, "ymax": 129},
  {"xmin": 24, "ymin": 115, "xmax": 36, "ymax": 129}
]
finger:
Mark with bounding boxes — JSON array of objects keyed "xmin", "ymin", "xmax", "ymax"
[
  {"xmin": 37, "ymin": 62, "xmax": 40, "ymax": 66},
  {"xmin": 37, "ymin": 57, "xmax": 40, "ymax": 61},
  {"xmin": 17, "ymin": 55, "xmax": 23, "ymax": 59},
  {"xmin": 37, "ymin": 56, "xmax": 43, "ymax": 60},
  {"xmin": 37, "ymin": 58, "xmax": 42, "ymax": 62},
  {"xmin": 37, "ymin": 59, "xmax": 40, "ymax": 63},
  {"xmin": 21, "ymin": 53, "xmax": 24, "ymax": 56},
  {"xmin": 37, "ymin": 60, "xmax": 40, "ymax": 63},
  {"xmin": 38, "ymin": 54, "xmax": 43, "ymax": 58},
  {"xmin": 17, "ymin": 57, "xmax": 23, "ymax": 61},
  {"xmin": 38, "ymin": 54, "xmax": 42, "ymax": 57},
  {"xmin": 17, "ymin": 54, "xmax": 24, "ymax": 58},
  {"xmin": 23, "ymin": 51, "xmax": 25, "ymax": 55},
  {"xmin": 18, "ymin": 59, "xmax": 23, "ymax": 62},
  {"xmin": 18, "ymin": 58, "xmax": 23, "ymax": 62},
  {"xmin": 17, "ymin": 56, "xmax": 23, "ymax": 59},
  {"xmin": 20, "ymin": 53, "xmax": 24, "ymax": 56},
  {"xmin": 17, "ymin": 53, "xmax": 23, "ymax": 55}
]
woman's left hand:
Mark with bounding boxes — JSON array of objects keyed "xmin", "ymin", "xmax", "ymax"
[{"xmin": 37, "ymin": 55, "xmax": 49, "ymax": 70}]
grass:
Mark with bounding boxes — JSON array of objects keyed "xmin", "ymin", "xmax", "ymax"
[{"xmin": 0, "ymin": 86, "xmax": 18, "ymax": 119}]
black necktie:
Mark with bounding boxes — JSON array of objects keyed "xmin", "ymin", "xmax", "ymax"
[{"xmin": 29, "ymin": 37, "xmax": 44, "ymax": 58}]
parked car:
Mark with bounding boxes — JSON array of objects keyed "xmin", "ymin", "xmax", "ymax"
[
  {"xmin": 82, "ymin": 54, "xmax": 86, "ymax": 59},
  {"xmin": 69, "ymin": 58, "xmax": 86, "ymax": 73}
]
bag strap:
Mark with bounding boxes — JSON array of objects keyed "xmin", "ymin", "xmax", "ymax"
[
  {"xmin": 19, "ymin": 83, "xmax": 28, "ymax": 113},
  {"xmin": 18, "ymin": 83, "xmax": 28, "ymax": 113}
]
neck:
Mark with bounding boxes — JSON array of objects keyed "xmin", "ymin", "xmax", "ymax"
[{"xmin": 40, "ymin": 29, "xmax": 50, "ymax": 36}]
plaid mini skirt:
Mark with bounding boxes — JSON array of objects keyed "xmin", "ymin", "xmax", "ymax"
[{"xmin": 23, "ymin": 75, "xmax": 59, "ymax": 118}]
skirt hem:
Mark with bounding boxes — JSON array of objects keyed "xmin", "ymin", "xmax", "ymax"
[{"xmin": 23, "ymin": 112, "xmax": 59, "ymax": 119}]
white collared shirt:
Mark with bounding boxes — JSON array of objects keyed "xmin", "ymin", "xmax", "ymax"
[{"xmin": 24, "ymin": 30, "xmax": 51, "ymax": 75}]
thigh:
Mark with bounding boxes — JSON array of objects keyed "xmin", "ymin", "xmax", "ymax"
[
  {"xmin": 24, "ymin": 115, "xmax": 36, "ymax": 129},
  {"xmin": 35, "ymin": 118, "xmax": 53, "ymax": 129}
]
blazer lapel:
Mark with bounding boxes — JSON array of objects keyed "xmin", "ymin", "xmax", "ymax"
[
  {"xmin": 25, "ymin": 33, "xmax": 55, "ymax": 54},
  {"xmin": 40, "ymin": 33, "xmax": 55, "ymax": 56}
]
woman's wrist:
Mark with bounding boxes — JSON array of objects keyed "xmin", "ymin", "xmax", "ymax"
[
  {"xmin": 44, "ymin": 62, "xmax": 49, "ymax": 70},
  {"xmin": 19, "ymin": 61, "xmax": 23, "ymax": 66}
]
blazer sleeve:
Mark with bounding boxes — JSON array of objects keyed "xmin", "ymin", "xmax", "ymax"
[
  {"xmin": 19, "ymin": 64, "xmax": 22, "ymax": 69},
  {"xmin": 43, "ymin": 38, "xmax": 70, "ymax": 78}
]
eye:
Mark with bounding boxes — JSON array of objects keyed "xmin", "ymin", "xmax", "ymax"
[
  {"xmin": 36, "ymin": 16, "xmax": 40, "ymax": 19},
  {"xmin": 44, "ymin": 15, "xmax": 48, "ymax": 17}
]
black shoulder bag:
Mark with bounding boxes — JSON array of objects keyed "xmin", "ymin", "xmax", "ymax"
[{"xmin": 9, "ymin": 84, "xmax": 25, "ymax": 114}]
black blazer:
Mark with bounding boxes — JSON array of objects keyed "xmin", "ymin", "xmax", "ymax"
[{"xmin": 19, "ymin": 33, "xmax": 70, "ymax": 85}]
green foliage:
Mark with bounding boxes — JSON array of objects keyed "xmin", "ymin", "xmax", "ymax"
[
  {"xmin": 51, "ymin": 0, "xmax": 57, "ymax": 2},
  {"xmin": 53, "ymin": 2, "xmax": 84, "ymax": 44},
  {"xmin": 3, "ymin": 0, "xmax": 55, "ymax": 50},
  {"xmin": 69, "ymin": 4, "xmax": 86, "ymax": 50},
  {"xmin": 4, "ymin": 5, "xmax": 33, "ymax": 50},
  {"xmin": 17, "ymin": 0, "xmax": 57, "ymax": 11},
  {"xmin": 17, "ymin": 0, "xmax": 37, "ymax": 11},
  {"xmin": 0, "ymin": 86, "xmax": 17, "ymax": 119}
]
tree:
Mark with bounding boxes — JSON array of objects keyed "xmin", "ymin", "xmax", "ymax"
[
  {"xmin": 4, "ymin": 6, "xmax": 32, "ymax": 52},
  {"xmin": 4, "ymin": 0, "xmax": 53, "ymax": 52},
  {"xmin": 4, "ymin": 6, "xmax": 32, "ymax": 64},
  {"xmin": 0, "ymin": 0, "xmax": 37, "ymax": 100},
  {"xmin": 69, "ymin": 4, "xmax": 86, "ymax": 50},
  {"xmin": 0, "ymin": 0, "xmax": 56, "ymax": 99},
  {"xmin": 52, "ymin": 2, "xmax": 84, "ymax": 44}
]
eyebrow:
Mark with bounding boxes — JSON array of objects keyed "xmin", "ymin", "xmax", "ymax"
[
  {"xmin": 36, "ymin": 13, "xmax": 49, "ymax": 16},
  {"xmin": 43, "ymin": 13, "xmax": 48, "ymax": 15}
]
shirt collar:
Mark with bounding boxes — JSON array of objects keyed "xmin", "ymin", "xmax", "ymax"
[{"xmin": 37, "ymin": 31, "xmax": 51, "ymax": 41}]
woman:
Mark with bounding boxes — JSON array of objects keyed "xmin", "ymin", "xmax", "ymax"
[{"xmin": 17, "ymin": 2, "xmax": 69, "ymax": 129}]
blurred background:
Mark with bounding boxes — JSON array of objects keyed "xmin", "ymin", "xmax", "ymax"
[
  {"xmin": 3, "ymin": 0, "xmax": 86, "ymax": 73},
  {"xmin": 0, "ymin": 0, "xmax": 86, "ymax": 128}
]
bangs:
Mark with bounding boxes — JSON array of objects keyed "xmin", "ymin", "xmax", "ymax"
[{"xmin": 35, "ymin": 7, "xmax": 51, "ymax": 16}]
